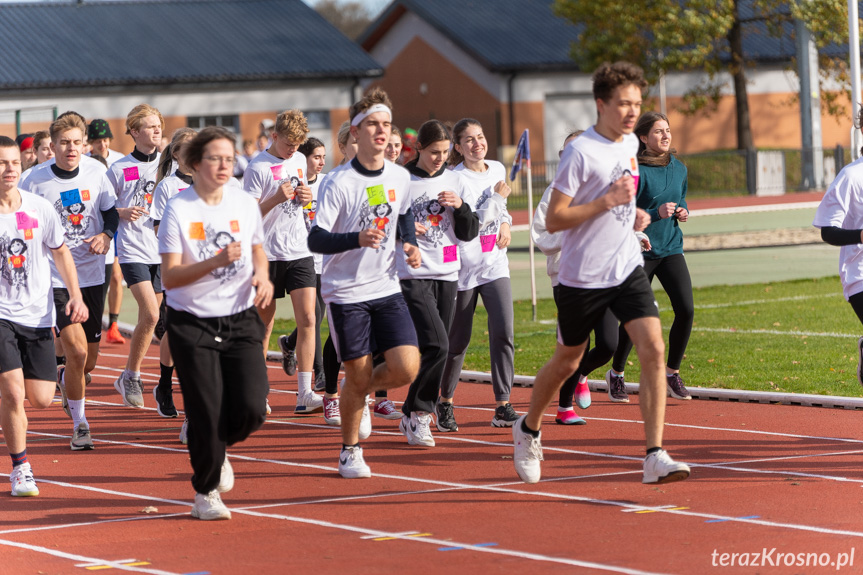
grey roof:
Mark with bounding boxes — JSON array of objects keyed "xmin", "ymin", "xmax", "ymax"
[{"xmin": 0, "ymin": 0, "xmax": 383, "ymax": 90}]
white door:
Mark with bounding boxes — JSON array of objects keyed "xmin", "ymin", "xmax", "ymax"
[{"xmin": 543, "ymin": 93, "xmax": 595, "ymax": 163}]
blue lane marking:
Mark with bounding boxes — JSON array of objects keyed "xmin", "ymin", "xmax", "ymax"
[
  {"xmin": 182, "ymin": 572, "xmax": 211, "ymax": 574},
  {"xmin": 438, "ymin": 542, "xmax": 498, "ymax": 551},
  {"xmin": 705, "ymin": 515, "xmax": 760, "ymax": 523}
]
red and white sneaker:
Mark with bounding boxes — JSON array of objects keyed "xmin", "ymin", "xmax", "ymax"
[
  {"xmin": 373, "ymin": 399, "xmax": 401, "ymax": 420},
  {"xmin": 323, "ymin": 396, "xmax": 341, "ymax": 426}
]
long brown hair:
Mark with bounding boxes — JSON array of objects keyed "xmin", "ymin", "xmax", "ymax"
[{"xmin": 634, "ymin": 111, "xmax": 676, "ymax": 167}]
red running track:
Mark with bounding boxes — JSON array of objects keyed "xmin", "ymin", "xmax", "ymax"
[{"xmin": 2, "ymin": 337, "xmax": 863, "ymax": 574}]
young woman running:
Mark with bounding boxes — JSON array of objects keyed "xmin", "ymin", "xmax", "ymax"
[
  {"xmin": 438, "ymin": 118, "xmax": 518, "ymax": 430},
  {"xmin": 397, "ymin": 120, "xmax": 479, "ymax": 447},
  {"xmin": 386, "ymin": 125, "xmax": 403, "ymax": 164},
  {"xmin": 158, "ymin": 126, "xmax": 273, "ymax": 520},
  {"xmin": 609, "ymin": 111, "xmax": 693, "ymax": 401}
]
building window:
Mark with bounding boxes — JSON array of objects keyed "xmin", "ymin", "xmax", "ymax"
[
  {"xmin": 304, "ymin": 110, "xmax": 330, "ymax": 130},
  {"xmin": 187, "ymin": 115, "xmax": 239, "ymax": 132}
]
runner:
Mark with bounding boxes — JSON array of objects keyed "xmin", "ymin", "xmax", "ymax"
[
  {"xmin": 159, "ymin": 126, "xmax": 272, "ymax": 520},
  {"xmin": 31, "ymin": 132, "xmax": 54, "ymax": 167},
  {"xmin": 610, "ymin": 111, "xmax": 693, "ymax": 402},
  {"xmin": 308, "ymin": 88, "xmax": 421, "ymax": 477},
  {"xmin": 20, "ymin": 113, "xmax": 118, "ymax": 450},
  {"xmin": 386, "ymin": 125, "xmax": 403, "ymax": 164},
  {"xmin": 244, "ymin": 110, "xmax": 322, "ymax": 414},
  {"xmin": 88, "ymin": 119, "xmax": 126, "ymax": 166},
  {"xmin": 0, "ymin": 135, "xmax": 88, "ymax": 495},
  {"xmin": 397, "ymin": 119, "xmax": 479, "ymax": 447},
  {"xmin": 438, "ymin": 118, "xmax": 518, "ymax": 431},
  {"xmin": 106, "ymin": 104, "xmax": 163, "ymax": 408},
  {"xmin": 511, "ymin": 62, "xmax": 690, "ymax": 485}
]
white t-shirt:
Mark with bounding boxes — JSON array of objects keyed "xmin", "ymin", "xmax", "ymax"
[
  {"xmin": 314, "ymin": 161, "xmax": 412, "ymax": 305},
  {"xmin": 813, "ymin": 156, "xmax": 863, "ymax": 299},
  {"xmin": 0, "ymin": 192, "xmax": 65, "ymax": 327},
  {"xmin": 158, "ymin": 186, "xmax": 265, "ymax": 318},
  {"xmin": 20, "ymin": 155, "xmax": 106, "ymax": 189},
  {"xmin": 551, "ymin": 126, "xmax": 642, "ymax": 289},
  {"xmin": 531, "ymin": 184, "xmax": 563, "ymax": 287},
  {"xmin": 151, "ymin": 173, "xmax": 192, "ymax": 222},
  {"xmin": 107, "ymin": 152, "xmax": 161, "ymax": 265},
  {"xmin": 243, "ymin": 150, "xmax": 311, "ymax": 262},
  {"xmin": 306, "ymin": 174, "xmax": 324, "ymax": 274},
  {"xmin": 21, "ymin": 162, "xmax": 117, "ymax": 288},
  {"xmin": 90, "ymin": 149, "xmax": 126, "ymax": 166},
  {"xmin": 397, "ymin": 168, "xmax": 468, "ymax": 282},
  {"xmin": 452, "ymin": 160, "xmax": 511, "ymax": 290}
]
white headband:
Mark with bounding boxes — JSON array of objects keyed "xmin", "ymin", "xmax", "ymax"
[{"xmin": 351, "ymin": 104, "xmax": 392, "ymax": 127}]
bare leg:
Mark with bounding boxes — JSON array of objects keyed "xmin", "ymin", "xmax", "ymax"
[
  {"xmin": 623, "ymin": 317, "xmax": 666, "ymax": 449},
  {"xmin": 125, "ymin": 283, "xmax": 161, "ymax": 373},
  {"xmin": 524, "ymin": 341, "xmax": 586, "ymax": 431}
]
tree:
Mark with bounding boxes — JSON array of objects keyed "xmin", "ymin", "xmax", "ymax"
[
  {"xmin": 314, "ymin": 0, "xmax": 372, "ymax": 41},
  {"xmin": 553, "ymin": 0, "xmax": 851, "ymax": 151}
]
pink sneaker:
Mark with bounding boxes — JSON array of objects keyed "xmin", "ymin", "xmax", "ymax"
[
  {"xmin": 574, "ymin": 377, "xmax": 591, "ymax": 409},
  {"xmin": 373, "ymin": 399, "xmax": 401, "ymax": 420},
  {"xmin": 323, "ymin": 396, "xmax": 341, "ymax": 426},
  {"xmin": 555, "ymin": 409, "xmax": 586, "ymax": 426}
]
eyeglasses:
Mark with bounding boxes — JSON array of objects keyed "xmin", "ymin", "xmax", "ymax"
[{"xmin": 203, "ymin": 156, "xmax": 236, "ymax": 166}]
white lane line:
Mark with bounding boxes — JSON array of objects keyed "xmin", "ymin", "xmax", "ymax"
[
  {"xmin": 694, "ymin": 292, "xmax": 842, "ymax": 309},
  {"xmin": 0, "ymin": 538, "xmax": 181, "ymax": 575},
  {"xmin": 687, "ymin": 201, "xmax": 822, "ymax": 216},
  {"xmin": 690, "ymin": 326, "xmax": 858, "ymax": 338}
]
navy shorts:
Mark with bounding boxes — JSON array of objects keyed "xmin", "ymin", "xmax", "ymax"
[
  {"xmin": 327, "ymin": 292, "xmax": 418, "ymax": 363},
  {"xmin": 555, "ymin": 266, "xmax": 659, "ymax": 347},
  {"xmin": 0, "ymin": 320, "xmax": 56, "ymax": 381},
  {"xmin": 54, "ymin": 285, "xmax": 107, "ymax": 342},
  {"xmin": 120, "ymin": 262, "xmax": 162, "ymax": 293},
  {"xmin": 269, "ymin": 257, "xmax": 316, "ymax": 299}
]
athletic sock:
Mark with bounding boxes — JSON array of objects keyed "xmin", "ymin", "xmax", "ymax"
[
  {"xmin": 56, "ymin": 355, "xmax": 66, "ymax": 367},
  {"xmin": 646, "ymin": 446, "xmax": 662, "ymax": 456},
  {"xmin": 341, "ymin": 443, "xmax": 359, "ymax": 451},
  {"xmin": 10, "ymin": 450, "xmax": 27, "ymax": 468},
  {"xmin": 520, "ymin": 418, "xmax": 539, "ymax": 438},
  {"xmin": 578, "ymin": 374, "xmax": 588, "ymax": 384},
  {"xmin": 109, "ymin": 313, "xmax": 119, "ymax": 324},
  {"xmin": 612, "ymin": 369, "xmax": 624, "ymax": 377},
  {"xmin": 298, "ymin": 372, "xmax": 313, "ymax": 396},
  {"xmin": 68, "ymin": 398, "xmax": 87, "ymax": 429},
  {"xmin": 374, "ymin": 390, "xmax": 387, "ymax": 398},
  {"xmin": 159, "ymin": 363, "xmax": 174, "ymax": 392},
  {"xmin": 125, "ymin": 369, "xmax": 141, "ymax": 380}
]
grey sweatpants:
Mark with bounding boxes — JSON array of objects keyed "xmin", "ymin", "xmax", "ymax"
[{"xmin": 440, "ymin": 277, "xmax": 514, "ymax": 402}]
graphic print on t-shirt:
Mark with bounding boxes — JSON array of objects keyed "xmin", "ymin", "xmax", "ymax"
[
  {"xmin": 303, "ymin": 200, "xmax": 317, "ymax": 232},
  {"xmin": 277, "ymin": 171, "xmax": 302, "ymax": 217},
  {"xmin": 131, "ymin": 178, "xmax": 156, "ymax": 209},
  {"xmin": 608, "ymin": 162, "xmax": 634, "ymax": 226},
  {"xmin": 195, "ymin": 224, "xmax": 246, "ymax": 284},
  {"xmin": 358, "ymin": 200, "xmax": 393, "ymax": 245},
  {"xmin": 52, "ymin": 189, "xmax": 89, "ymax": 246},
  {"xmin": 0, "ymin": 233, "xmax": 30, "ymax": 295},
  {"xmin": 411, "ymin": 193, "xmax": 450, "ymax": 247}
]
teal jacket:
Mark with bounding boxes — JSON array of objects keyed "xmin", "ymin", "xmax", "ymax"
[{"xmin": 637, "ymin": 156, "xmax": 687, "ymax": 260}]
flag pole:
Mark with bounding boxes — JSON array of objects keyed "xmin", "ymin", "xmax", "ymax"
[{"xmin": 524, "ymin": 132, "xmax": 537, "ymax": 322}]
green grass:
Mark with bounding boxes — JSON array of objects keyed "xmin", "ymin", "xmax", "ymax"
[{"xmin": 268, "ymin": 276, "xmax": 863, "ymax": 398}]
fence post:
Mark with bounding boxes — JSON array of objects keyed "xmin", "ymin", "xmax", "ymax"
[
  {"xmin": 835, "ymin": 144, "xmax": 846, "ymax": 171},
  {"xmin": 746, "ymin": 149, "xmax": 757, "ymax": 195}
]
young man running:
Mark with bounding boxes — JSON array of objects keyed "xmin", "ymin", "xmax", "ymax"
[
  {"xmin": 512, "ymin": 62, "xmax": 690, "ymax": 485},
  {"xmin": 21, "ymin": 113, "xmax": 118, "ymax": 450},
  {"xmin": 0, "ymin": 136, "xmax": 88, "ymax": 495},
  {"xmin": 106, "ymin": 104, "xmax": 163, "ymax": 408},
  {"xmin": 309, "ymin": 88, "xmax": 421, "ymax": 478},
  {"xmin": 244, "ymin": 110, "xmax": 321, "ymax": 413}
]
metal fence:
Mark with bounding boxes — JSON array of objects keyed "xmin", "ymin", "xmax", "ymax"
[{"xmin": 506, "ymin": 147, "xmax": 848, "ymax": 211}]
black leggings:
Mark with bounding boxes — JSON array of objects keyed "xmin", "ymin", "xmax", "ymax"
[
  {"xmin": 558, "ymin": 308, "xmax": 618, "ymax": 409},
  {"xmin": 612, "ymin": 254, "xmax": 694, "ymax": 373},
  {"xmin": 849, "ymin": 291, "xmax": 863, "ymax": 325}
]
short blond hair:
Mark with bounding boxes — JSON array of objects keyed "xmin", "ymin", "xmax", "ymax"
[
  {"xmin": 349, "ymin": 87, "xmax": 393, "ymax": 123},
  {"xmin": 50, "ymin": 112, "xmax": 87, "ymax": 141},
  {"xmin": 275, "ymin": 109, "xmax": 309, "ymax": 142},
  {"xmin": 126, "ymin": 104, "xmax": 165, "ymax": 135}
]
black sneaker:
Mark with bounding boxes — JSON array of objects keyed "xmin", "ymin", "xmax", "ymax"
[
  {"xmin": 153, "ymin": 386, "xmax": 179, "ymax": 418},
  {"xmin": 666, "ymin": 373, "xmax": 691, "ymax": 400},
  {"xmin": 277, "ymin": 335, "xmax": 297, "ymax": 376},
  {"xmin": 435, "ymin": 401, "xmax": 458, "ymax": 432},
  {"xmin": 605, "ymin": 369, "xmax": 629, "ymax": 403},
  {"xmin": 491, "ymin": 403, "xmax": 519, "ymax": 427},
  {"xmin": 313, "ymin": 372, "xmax": 326, "ymax": 392}
]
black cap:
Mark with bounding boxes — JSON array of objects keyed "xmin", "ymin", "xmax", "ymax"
[{"xmin": 88, "ymin": 119, "xmax": 113, "ymax": 141}]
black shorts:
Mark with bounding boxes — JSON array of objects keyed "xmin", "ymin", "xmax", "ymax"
[
  {"xmin": 327, "ymin": 292, "xmax": 418, "ymax": 363},
  {"xmin": 555, "ymin": 266, "xmax": 659, "ymax": 347},
  {"xmin": 120, "ymin": 262, "xmax": 162, "ymax": 293},
  {"xmin": 269, "ymin": 257, "xmax": 316, "ymax": 299},
  {"xmin": 54, "ymin": 285, "xmax": 107, "ymax": 342},
  {"xmin": 0, "ymin": 320, "xmax": 55, "ymax": 381}
]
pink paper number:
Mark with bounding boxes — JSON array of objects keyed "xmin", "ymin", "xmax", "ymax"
[
  {"xmin": 480, "ymin": 234, "xmax": 496, "ymax": 253},
  {"xmin": 270, "ymin": 165, "xmax": 283, "ymax": 180},
  {"xmin": 15, "ymin": 211, "xmax": 38, "ymax": 230},
  {"xmin": 123, "ymin": 166, "xmax": 139, "ymax": 182},
  {"xmin": 443, "ymin": 245, "xmax": 457, "ymax": 263}
]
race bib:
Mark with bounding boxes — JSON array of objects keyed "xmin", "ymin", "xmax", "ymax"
[
  {"xmin": 366, "ymin": 185, "xmax": 386, "ymax": 206},
  {"xmin": 480, "ymin": 234, "xmax": 496, "ymax": 253},
  {"xmin": 123, "ymin": 166, "xmax": 140, "ymax": 181},
  {"xmin": 15, "ymin": 211, "xmax": 38, "ymax": 230},
  {"xmin": 443, "ymin": 245, "xmax": 457, "ymax": 263}
]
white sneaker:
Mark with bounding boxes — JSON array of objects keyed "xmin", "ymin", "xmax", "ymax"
[
  {"xmin": 338, "ymin": 445, "xmax": 371, "ymax": 478},
  {"xmin": 218, "ymin": 457, "xmax": 234, "ymax": 493},
  {"xmin": 323, "ymin": 396, "xmax": 341, "ymax": 426},
  {"xmin": 113, "ymin": 372, "xmax": 144, "ymax": 408},
  {"xmin": 358, "ymin": 396, "xmax": 372, "ymax": 440},
  {"xmin": 191, "ymin": 490, "xmax": 231, "ymax": 520},
  {"xmin": 512, "ymin": 415, "xmax": 543, "ymax": 484},
  {"xmin": 399, "ymin": 411, "xmax": 435, "ymax": 447},
  {"xmin": 179, "ymin": 418, "xmax": 189, "ymax": 445},
  {"xmin": 10, "ymin": 463, "xmax": 39, "ymax": 497},
  {"xmin": 70, "ymin": 422, "xmax": 94, "ymax": 451},
  {"xmin": 295, "ymin": 391, "xmax": 324, "ymax": 414},
  {"xmin": 643, "ymin": 449, "xmax": 690, "ymax": 484},
  {"xmin": 265, "ymin": 398, "xmax": 272, "ymax": 416}
]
